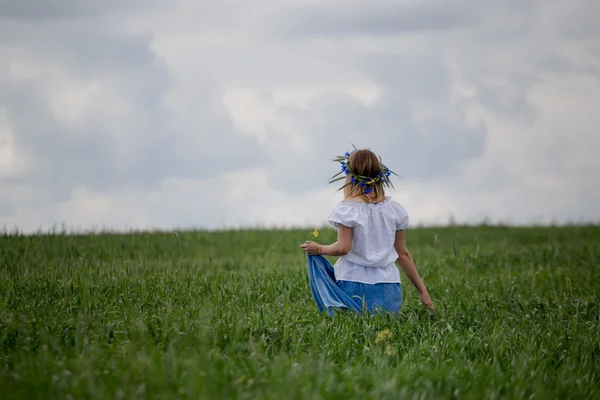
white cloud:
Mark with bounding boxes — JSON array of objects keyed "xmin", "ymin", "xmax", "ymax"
[{"xmin": 0, "ymin": 106, "xmax": 30, "ymax": 179}]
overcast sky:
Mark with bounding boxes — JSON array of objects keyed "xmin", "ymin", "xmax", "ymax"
[{"xmin": 1, "ymin": 0, "xmax": 599, "ymax": 233}]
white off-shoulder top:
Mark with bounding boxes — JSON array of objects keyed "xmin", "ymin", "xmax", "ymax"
[{"xmin": 328, "ymin": 196, "xmax": 409, "ymax": 284}]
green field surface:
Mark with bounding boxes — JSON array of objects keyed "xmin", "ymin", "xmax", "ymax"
[{"xmin": 1, "ymin": 226, "xmax": 599, "ymax": 399}]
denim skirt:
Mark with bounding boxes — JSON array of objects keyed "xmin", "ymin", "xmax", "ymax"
[{"xmin": 306, "ymin": 255, "xmax": 402, "ymax": 315}]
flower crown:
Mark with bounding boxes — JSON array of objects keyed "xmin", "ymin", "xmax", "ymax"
[{"xmin": 328, "ymin": 146, "xmax": 398, "ymax": 197}]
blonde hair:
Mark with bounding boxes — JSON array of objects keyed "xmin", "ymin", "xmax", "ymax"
[{"xmin": 343, "ymin": 149, "xmax": 387, "ymax": 203}]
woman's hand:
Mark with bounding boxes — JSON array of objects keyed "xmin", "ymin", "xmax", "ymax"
[
  {"xmin": 419, "ymin": 290, "xmax": 435, "ymax": 313},
  {"xmin": 300, "ymin": 241, "xmax": 321, "ymax": 255}
]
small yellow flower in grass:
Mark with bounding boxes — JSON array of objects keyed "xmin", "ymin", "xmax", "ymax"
[
  {"xmin": 312, "ymin": 228, "xmax": 319, "ymax": 238},
  {"xmin": 375, "ymin": 328, "xmax": 393, "ymax": 344},
  {"xmin": 385, "ymin": 344, "xmax": 395, "ymax": 356}
]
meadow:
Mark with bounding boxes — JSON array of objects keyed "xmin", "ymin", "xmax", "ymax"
[{"xmin": 0, "ymin": 225, "xmax": 599, "ymax": 399}]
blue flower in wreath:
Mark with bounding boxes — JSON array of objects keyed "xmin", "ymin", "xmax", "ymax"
[{"xmin": 329, "ymin": 147, "xmax": 397, "ymax": 198}]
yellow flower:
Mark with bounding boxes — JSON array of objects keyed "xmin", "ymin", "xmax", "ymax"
[
  {"xmin": 375, "ymin": 328, "xmax": 393, "ymax": 344},
  {"xmin": 385, "ymin": 344, "xmax": 395, "ymax": 356},
  {"xmin": 312, "ymin": 228, "xmax": 319, "ymax": 238}
]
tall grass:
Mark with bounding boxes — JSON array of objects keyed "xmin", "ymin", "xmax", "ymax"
[{"xmin": 1, "ymin": 226, "xmax": 599, "ymax": 399}]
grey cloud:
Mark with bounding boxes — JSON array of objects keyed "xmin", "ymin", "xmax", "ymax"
[
  {"xmin": 476, "ymin": 82, "xmax": 538, "ymax": 125},
  {"xmin": 3, "ymin": 83, "xmax": 264, "ymax": 199},
  {"xmin": 550, "ymin": 0, "xmax": 600, "ymax": 41},
  {"xmin": 1, "ymin": 21, "xmax": 266, "ymax": 201},
  {"xmin": 274, "ymin": 1, "xmax": 480, "ymax": 37},
  {"xmin": 0, "ymin": 199, "xmax": 16, "ymax": 218},
  {"xmin": 0, "ymin": 19, "xmax": 156, "ymax": 72},
  {"xmin": 264, "ymin": 90, "xmax": 486, "ymax": 193},
  {"xmin": 262, "ymin": 50, "xmax": 490, "ymax": 193},
  {"xmin": 0, "ymin": 0, "xmax": 157, "ymax": 21},
  {"xmin": 362, "ymin": 53, "xmax": 450, "ymax": 102}
]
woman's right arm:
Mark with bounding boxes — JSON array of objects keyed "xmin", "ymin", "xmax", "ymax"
[
  {"xmin": 300, "ymin": 225, "xmax": 353, "ymax": 256},
  {"xmin": 394, "ymin": 230, "xmax": 435, "ymax": 312}
]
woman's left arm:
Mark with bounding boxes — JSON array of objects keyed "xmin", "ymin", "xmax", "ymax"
[{"xmin": 300, "ymin": 225, "xmax": 353, "ymax": 256}]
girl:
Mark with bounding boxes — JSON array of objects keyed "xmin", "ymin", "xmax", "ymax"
[{"xmin": 300, "ymin": 148, "xmax": 434, "ymax": 315}]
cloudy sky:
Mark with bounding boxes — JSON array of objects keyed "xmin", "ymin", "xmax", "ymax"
[{"xmin": 1, "ymin": 0, "xmax": 599, "ymax": 233}]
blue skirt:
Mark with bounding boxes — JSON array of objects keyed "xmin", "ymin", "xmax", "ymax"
[{"xmin": 307, "ymin": 255, "xmax": 402, "ymax": 315}]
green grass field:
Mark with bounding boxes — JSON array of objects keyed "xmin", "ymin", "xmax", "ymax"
[{"xmin": 1, "ymin": 225, "xmax": 599, "ymax": 399}]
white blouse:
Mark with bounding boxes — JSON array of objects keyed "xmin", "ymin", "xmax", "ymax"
[{"xmin": 328, "ymin": 196, "xmax": 409, "ymax": 284}]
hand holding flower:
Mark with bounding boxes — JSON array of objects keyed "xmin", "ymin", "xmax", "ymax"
[
  {"xmin": 301, "ymin": 228, "xmax": 322, "ymax": 255},
  {"xmin": 300, "ymin": 241, "xmax": 322, "ymax": 255}
]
